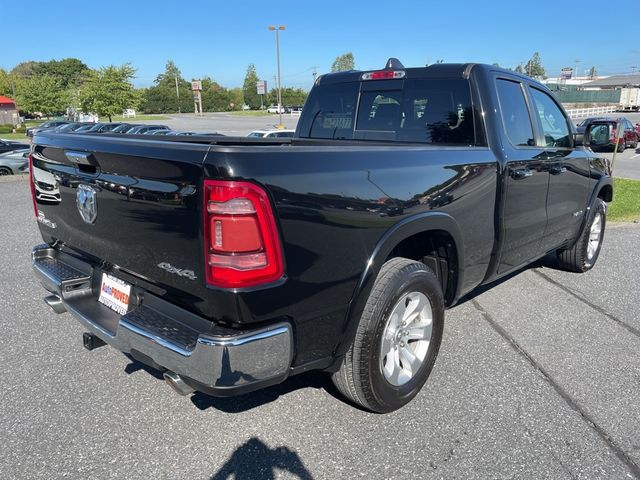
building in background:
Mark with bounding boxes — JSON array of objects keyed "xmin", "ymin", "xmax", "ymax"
[{"xmin": 0, "ymin": 96, "xmax": 19, "ymax": 126}]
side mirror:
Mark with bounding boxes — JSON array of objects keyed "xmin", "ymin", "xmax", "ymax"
[
  {"xmin": 573, "ymin": 132, "xmax": 584, "ymax": 147},
  {"xmin": 585, "ymin": 124, "xmax": 610, "ymax": 147}
]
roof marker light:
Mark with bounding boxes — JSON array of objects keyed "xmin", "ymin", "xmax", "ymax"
[{"xmin": 361, "ymin": 70, "xmax": 406, "ymax": 81}]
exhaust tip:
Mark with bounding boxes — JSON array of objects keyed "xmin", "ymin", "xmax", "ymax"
[
  {"xmin": 44, "ymin": 295, "xmax": 66, "ymax": 314},
  {"xmin": 164, "ymin": 371, "xmax": 195, "ymax": 396}
]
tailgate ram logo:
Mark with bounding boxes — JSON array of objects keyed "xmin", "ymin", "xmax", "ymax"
[{"xmin": 76, "ymin": 184, "xmax": 97, "ymax": 224}]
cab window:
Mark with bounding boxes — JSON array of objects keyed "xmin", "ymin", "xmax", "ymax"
[
  {"xmin": 495, "ymin": 79, "xmax": 535, "ymax": 147},
  {"xmin": 529, "ymin": 87, "xmax": 572, "ymax": 148}
]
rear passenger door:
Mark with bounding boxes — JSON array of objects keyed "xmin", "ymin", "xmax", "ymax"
[
  {"xmin": 527, "ymin": 86, "xmax": 590, "ymax": 253},
  {"xmin": 495, "ymin": 77, "xmax": 550, "ymax": 273}
]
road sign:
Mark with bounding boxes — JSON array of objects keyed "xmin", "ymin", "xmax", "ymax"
[
  {"xmin": 257, "ymin": 80, "xmax": 267, "ymax": 95},
  {"xmin": 560, "ymin": 68, "xmax": 573, "ymax": 80},
  {"xmin": 191, "ymin": 80, "xmax": 202, "ymax": 91}
]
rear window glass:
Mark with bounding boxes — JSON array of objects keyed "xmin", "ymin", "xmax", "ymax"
[{"xmin": 298, "ymin": 78, "xmax": 475, "ymax": 145}]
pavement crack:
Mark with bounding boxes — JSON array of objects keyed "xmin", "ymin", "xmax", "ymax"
[
  {"xmin": 471, "ymin": 299, "xmax": 640, "ymax": 479},
  {"xmin": 533, "ymin": 269, "xmax": 640, "ymax": 340}
]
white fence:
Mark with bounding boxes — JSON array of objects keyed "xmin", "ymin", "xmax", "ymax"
[{"xmin": 565, "ymin": 105, "xmax": 617, "ymax": 119}]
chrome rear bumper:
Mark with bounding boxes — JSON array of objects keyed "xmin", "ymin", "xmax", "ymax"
[{"xmin": 32, "ymin": 244, "xmax": 293, "ymax": 395}]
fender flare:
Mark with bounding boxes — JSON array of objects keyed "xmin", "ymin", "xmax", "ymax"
[
  {"xmin": 563, "ymin": 176, "xmax": 613, "ymax": 252},
  {"xmin": 334, "ymin": 212, "xmax": 465, "ymax": 359}
]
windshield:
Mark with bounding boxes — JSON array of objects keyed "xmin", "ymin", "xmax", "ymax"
[{"xmin": 298, "ymin": 78, "xmax": 475, "ymax": 144}]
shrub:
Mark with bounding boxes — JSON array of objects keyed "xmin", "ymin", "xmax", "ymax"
[{"xmin": 0, "ymin": 125, "xmax": 14, "ymax": 133}]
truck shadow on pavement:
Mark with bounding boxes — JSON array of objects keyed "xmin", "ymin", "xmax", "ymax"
[
  {"xmin": 122, "ymin": 356, "xmax": 341, "ymax": 413},
  {"xmin": 209, "ymin": 437, "xmax": 313, "ymax": 480},
  {"xmin": 456, "ymin": 255, "xmax": 555, "ymax": 307},
  {"xmin": 190, "ymin": 371, "xmax": 336, "ymax": 413}
]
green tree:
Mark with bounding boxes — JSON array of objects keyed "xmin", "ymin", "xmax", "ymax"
[
  {"xmin": 139, "ymin": 60, "xmax": 192, "ymax": 114},
  {"xmin": 514, "ymin": 64, "xmax": 524, "ymax": 74},
  {"xmin": 242, "ymin": 64, "xmax": 260, "ymax": 109},
  {"xmin": 11, "ymin": 61, "xmax": 40, "ymax": 79},
  {"xmin": 35, "ymin": 58, "xmax": 90, "ymax": 88},
  {"xmin": 17, "ymin": 74, "xmax": 67, "ymax": 117},
  {"xmin": 228, "ymin": 88, "xmax": 244, "ymax": 110},
  {"xmin": 331, "ymin": 52, "xmax": 355, "ymax": 72},
  {"xmin": 0, "ymin": 69, "xmax": 14, "ymax": 97},
  {"xmin": 267, "ymin": 87, "xmax": 307, "ymax": 106},
  {"xmin": 201, "ymin": 76, "xmax": 235, "ymax": 112},
  {"xmin": 524, "ymin": 52, "xmax": 546, "ymax": 78},
  {"xmin": 79, "ymin": 64, "xmax": 140, "ymax": 121}
]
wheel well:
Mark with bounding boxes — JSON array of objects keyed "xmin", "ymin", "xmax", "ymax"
[
  {"xmin": 598, "ymin": 184, "xmax": 613, "ymax": 203},
  {"xmin": 386, "ymin": 230, "xmax": 458, "ymax": 306}
]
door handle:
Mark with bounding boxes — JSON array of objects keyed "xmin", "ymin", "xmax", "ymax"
[{"xmin": 510, "ymin": 168, "xmax": 533, "ymax": 180}]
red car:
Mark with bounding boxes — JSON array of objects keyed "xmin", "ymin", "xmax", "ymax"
[{"xmin": 577, "ymin": 117, "xmax": 640, "ymax": 152}]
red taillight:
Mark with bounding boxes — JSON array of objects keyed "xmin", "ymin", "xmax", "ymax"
[
  {"xmin": 610, "ymin": 128, "xmax": 616, "ymax": 141},
  {"xmin": 203, "ymin": 180, "xmax": 284, "ymax": 288},
  {"xmin": 28, "ymin": 153, "xmax": 38, "ymax": 217},
  {"xmin": 361, "ymin": 70, "xmax": 406, "ymax": 81}
]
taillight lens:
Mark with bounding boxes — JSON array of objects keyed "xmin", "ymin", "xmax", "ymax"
[
  {"xmin": 610, "ymin": 127, "xmax": 617, "ymax": 141},
  {"xmin": 28, "ymin": 153, "xmax": 38, "ymax": 217},
  {"xmin": 203, "ymin": 180, "xmax": 284, "ymax": 288}
]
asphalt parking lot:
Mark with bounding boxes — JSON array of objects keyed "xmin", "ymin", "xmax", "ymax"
[
  {"xmin": 1, "ymin": 172, "xmax": 639, "ymax": 478},
  {"xmin": 140, "ymin": 111, "xmax": 300, "ymax": 136}
]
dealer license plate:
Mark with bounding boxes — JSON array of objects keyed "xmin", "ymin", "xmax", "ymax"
[{"xmin": 98, "ymin": 273, "xmax": 132, "ymax": 315}]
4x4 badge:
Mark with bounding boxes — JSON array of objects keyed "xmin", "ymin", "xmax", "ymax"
[
  {"xmin": 76, "ymin": 184, "xmax": 97, "ymax": 224},
  {"xmin": 157, "ymin": 262, "xmax": 197, "ymax": 281}
]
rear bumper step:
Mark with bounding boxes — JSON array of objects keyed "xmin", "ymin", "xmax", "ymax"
[{"xmin": 32, "ymin": 244, "xmax": 293, "ymax": 396}]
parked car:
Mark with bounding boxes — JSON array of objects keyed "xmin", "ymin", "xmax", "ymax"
[
  {"xmin": 144, "ymin": 129, "xmax": 173, "ymax": 135},
  {"xmin": 576, "ymin": 117, "xmax": 640, "ymax": 152},
  {"xmin": 86, "ymin": 122, "xmax": 127, "ymax": 133},
  {"xmin": 126, "ymin": 125, "xmax": 170, "ymax": 135},
  {"xmin": 30, "ymin": 60, "xmax": 613, "ymax": 413},
  {"xmin": 247, "ymin": 129, "xmax": 295, "ymax": 138},
  {"xmin": 53, "ymin": 122, "xmax": 92, "ymax": 133},
  {"xmin": 0, "ymin": 148, "xmax": 29, "ymax": 175},
  {"xmin": 26, "ymin": 120, "xmax": 71, "ymax": 137},
  {"xmin": 266, "ymin": 105, "xmax": 285, "ymax": 114},
  {"xmin": 167, "ymin": 131, "xmax": 223, "ymax": 136},
  {"xmin": 0, "ymin": 138, "xmax": 29, "ymax": 154},
  {"xmin": 74, "ymin": 124, "xmax": 100, "ymax": 133},
  {"xmin": 111, "ymin": 123, "xmax": 140, "ymax": 134}
]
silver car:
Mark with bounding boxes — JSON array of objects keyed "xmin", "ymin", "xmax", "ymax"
[{"xmin": 0, "ymin": 148, "xmax": 29, "ymax": 175}]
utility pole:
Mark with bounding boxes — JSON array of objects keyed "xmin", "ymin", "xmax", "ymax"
[
  {"xmin": 268, "ymin": 25, "xmax": 285, "ymax": 128},
  {"xmin": 175, "ymin": 74, "xmax": 181, "ymax": 114}
]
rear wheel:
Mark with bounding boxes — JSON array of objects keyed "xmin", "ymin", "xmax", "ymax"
[
  {"xmin": 616, "ymin": 140, "xmax": 625, "ymax": 153},
  {"xmin": 557, "ymin": 199, "xmax": 606, "ymax": 272},
  {"xmin": 332, "ymin": 257, "xmax": 444, "ymax": 413},
  {"xmin": 0, "ymin": 167, "xmax": 12, "ymax": 176}
]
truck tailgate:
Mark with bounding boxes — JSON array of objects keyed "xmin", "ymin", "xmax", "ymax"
[{"xmin": 32, "ymin": 133, "xmax": 209, "ymax": 310}]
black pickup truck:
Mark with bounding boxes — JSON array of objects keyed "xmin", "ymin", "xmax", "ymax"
[{"xmin": 30, "ymin": 60, "xmax": 612, "ymax": 413}]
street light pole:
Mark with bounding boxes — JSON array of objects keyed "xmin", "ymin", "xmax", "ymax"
[{"xmin": 268, "ymin": 25, "xmax": 285, "ymax": 128}]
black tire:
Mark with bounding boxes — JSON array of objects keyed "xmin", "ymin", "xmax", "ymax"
[
  {"xmin": 616, "ymin": 141, "xmax": 625, "ymax": 153},
  {"xmin": 557, "ymin": 199, "xmax": 606, "ymax": 273},
  {"xmin": 0, "ymin": 166, "xmax": 12, "ymax": 176},
  {"xmin": 332, "ymin": 257, "xmax": 444, "ymax": 413}
]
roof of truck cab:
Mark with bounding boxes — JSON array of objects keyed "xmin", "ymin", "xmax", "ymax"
[{"xmin": 315, "ymin": 63, "xmax": 541, "ymax": 87}]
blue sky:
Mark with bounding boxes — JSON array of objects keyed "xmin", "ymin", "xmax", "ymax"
[{"xmin": 3, "ymin": 0, "xmax": 638, "ymax": 89}]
